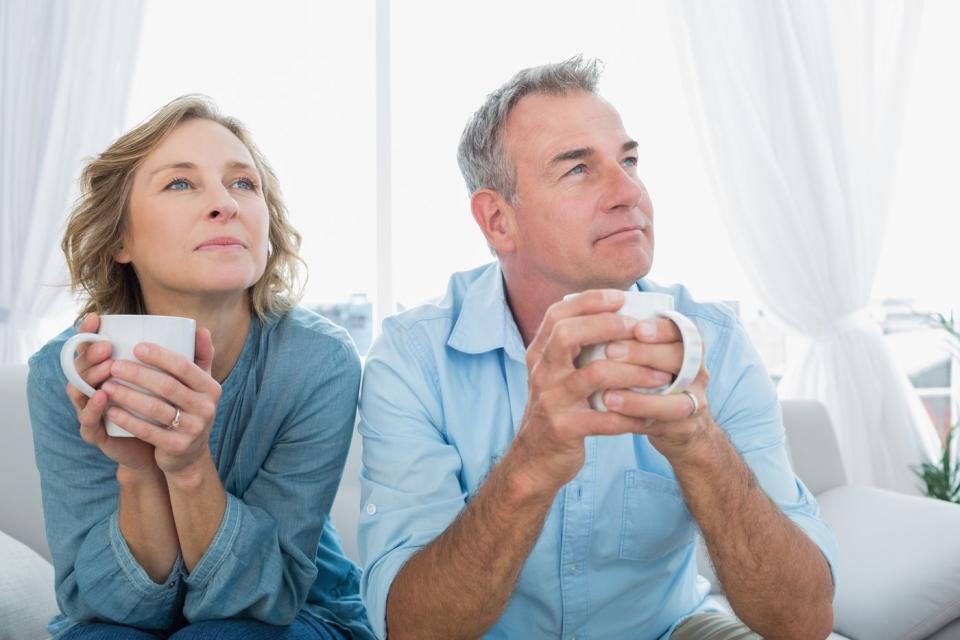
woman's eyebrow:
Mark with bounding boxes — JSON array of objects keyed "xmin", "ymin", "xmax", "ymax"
[
  {"xmin": 149, "ymin": 161, "xmax": 196, "ymax": 177},
  {"xmin": 148, "ymin": 160, "xmax": 257, "ymax": 177}
]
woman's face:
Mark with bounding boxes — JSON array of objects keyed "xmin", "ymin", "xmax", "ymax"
[{"xmin": 118, "ymin": 118, "xmax": 270, "ymax": 306}]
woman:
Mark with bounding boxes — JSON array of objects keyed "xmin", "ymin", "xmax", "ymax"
[{"xmin": 27, "ymin": 95, "xmax": 374, "ymax": 640}]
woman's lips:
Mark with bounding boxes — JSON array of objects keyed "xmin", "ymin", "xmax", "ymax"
[{"xmin": 196, "ymin": 237, "xmax": 247, "ymax": 251}]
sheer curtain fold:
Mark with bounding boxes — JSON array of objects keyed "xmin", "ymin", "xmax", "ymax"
[
  {"xmin": 0, "ymin": 0, "xmax": 143, "ymax": 364},
  {"xmin": 669, "ymin": 0, "xmax": 939, "ymax": 493}
]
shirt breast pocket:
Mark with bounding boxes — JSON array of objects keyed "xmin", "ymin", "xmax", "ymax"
[{"xmin": 619, "ymin": 469, "xmax": 696, "ymax": 562}]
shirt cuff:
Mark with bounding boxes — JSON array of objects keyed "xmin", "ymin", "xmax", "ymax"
[
  {"xmin": 109, "ymin": 511, "xmax": 184, "ymax": 596},
  {"xmin": 183, "ymin": 492, "xmax": 243, "ymax": 589},
  {"xmin": 360, "ymin": 545, "xmax": 421, "ymax": 640}
]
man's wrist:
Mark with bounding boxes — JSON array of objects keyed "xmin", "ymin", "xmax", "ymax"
[
  {"xmin": 499, "ymin": 438, "xmax": 564, "ymax": 508},
  {"xmin": 663, "ymin": 418, "xmax": 728, "ymax": 472}
]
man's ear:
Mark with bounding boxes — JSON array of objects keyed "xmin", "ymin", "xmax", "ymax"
[{"xmin": 470, "ymin": 188, "xmax": 517, "ymax": 254}]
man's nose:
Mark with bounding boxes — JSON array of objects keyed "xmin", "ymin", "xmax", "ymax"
[{"xmin": 601, "ymin": 164, "xmax": 644, "ymax": 211}]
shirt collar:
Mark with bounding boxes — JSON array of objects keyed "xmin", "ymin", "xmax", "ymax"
[{"xmin": 447, "ymin": 262, "xmax": 527, "ymax": 362}]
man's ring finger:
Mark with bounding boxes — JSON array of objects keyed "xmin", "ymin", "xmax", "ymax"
[{"xmin": 682, "ymin": 390, "xmax": 699, "ymax": 418}]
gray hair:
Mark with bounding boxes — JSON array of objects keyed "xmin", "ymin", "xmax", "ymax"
[{"xmin": 457, "ymin": 56, "xmax": 603, "ymax": 204}]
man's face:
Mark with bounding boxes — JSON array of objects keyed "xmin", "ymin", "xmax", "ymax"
[{"xmin": 499, "ymin": 90, "xmax": 654, "ymax": 292}]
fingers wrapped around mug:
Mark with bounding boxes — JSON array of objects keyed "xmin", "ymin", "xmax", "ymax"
[
  {"xmin": 74, "ymin": 389, "xmax": 110, "ymax": 447},
  {"xmin": 603, "ymin": 338, "xmax": 684, "ymax": 376},
  {"xmin": 565, "ymin": 359, "xmax": 675, "ymax": 399},
  {"xmin": 631, "ymin": 317, "xmax": 683, "ymax": 345},
  {"xmin": 65, "ymin": 314, "xmax": 114, "ymax": 412},
  {"xmin": 601, "ymin": 366, "xmax": 709, "ymax": 423},
  {"xmin": 528, "ymin": 290, "xmax": 630, "ymax": 367},
  {"xmin": 101, "ymin": 380, "xmax": 186, "ymax": 436},
  {"xmin": 101, "ymin": 343, "xmax": 221, "ymax": 449}
]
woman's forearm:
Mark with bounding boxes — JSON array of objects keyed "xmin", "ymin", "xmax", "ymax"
[
  {"xmin": 117, "ymin": 465, "xmax": 181, "ymax": 583},
  {"xmin": 165, "ymin": 451, "xmax": 228, "ymax": 572}
]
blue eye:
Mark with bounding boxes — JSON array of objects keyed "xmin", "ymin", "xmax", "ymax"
[
  {"xmin": 165, "ymin": 178, "xmax": 191, "ymax": 191},
  {"xmin": 567, "ymin": 164, "xmax": 587, "ymax": 176},
  {"xmin": 233, "ymin": 177, "xmax": 257, "ymax": 190},
  {"xmin": 623, "ymin": 157, "xmax": 638, "ymax": 167}
]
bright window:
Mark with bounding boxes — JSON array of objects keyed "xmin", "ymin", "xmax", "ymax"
[{"xmin": 120, "ymin": 0, "xmax": 958, "ymax": 381}]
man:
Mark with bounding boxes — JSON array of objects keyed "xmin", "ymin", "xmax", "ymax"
[{"xmin": 357, "ymin": 57, "xmax": 837, "ymax": 639}]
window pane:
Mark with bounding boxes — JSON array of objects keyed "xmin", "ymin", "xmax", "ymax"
[{"xmin": 875, "ymin": 0, "xmax": 960, "ymax": 314}]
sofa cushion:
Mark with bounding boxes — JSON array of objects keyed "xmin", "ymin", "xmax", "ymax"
[
  {"xmin": 818, "ymin": 485, "xmax": 960, "ymax": 640},
  {"xmin": 0, "ymin": 529, "xmax": 56, "ymax": 640}
]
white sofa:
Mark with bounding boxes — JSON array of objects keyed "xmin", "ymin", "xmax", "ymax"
[{"xmin": 4, "ymin": 363, "xmax": 960, "ymax": 639}]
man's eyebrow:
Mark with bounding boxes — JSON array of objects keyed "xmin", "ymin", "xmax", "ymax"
[
  {"xmin": 548, "ymin": 140, "xmax": 639, "ymax": 167},
  {"xmin": 548, "ymin": 147, "xmax": 594, "ymax": 166}
]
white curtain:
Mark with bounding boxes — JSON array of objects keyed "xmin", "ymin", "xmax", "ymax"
[
  {"xmin": 669, "ymin": 0, "xmax": 940, "ymax": 493},
  {"xmin": 0, "ymin": 0, "xmax": 143, "ymax": 364}
]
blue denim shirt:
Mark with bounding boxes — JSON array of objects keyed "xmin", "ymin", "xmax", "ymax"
[
  {"xmin": 358, "ymin": 262, "xmax": 838, "ymax": 640},
  {"xmin": 28, "ymin": 308, "xmax": 375, "ymax": 639}
]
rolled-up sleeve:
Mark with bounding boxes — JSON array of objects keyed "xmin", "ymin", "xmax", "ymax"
[
  {"xmin": 182, "ymin": 337, "xmax": 361, "ymax": 624},
  {"xmin": 705, "ymin": 312, "xmax": 839, "ymax": 585},
  {"xmin": 28, "ymin": 345, "xmax": 184, "ymax": 630},
  {"xmin": 357, "ymin": 319, "xmax": 467, "ymax": 639}
]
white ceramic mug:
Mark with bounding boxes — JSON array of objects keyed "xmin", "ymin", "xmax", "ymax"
[
  {"xmin": 60, "ymin": 315, "xmax": 196, "ymax": 437},
  {"xmin": 567, "ymin": 291, "xmax": 703, "ymax": 412}
]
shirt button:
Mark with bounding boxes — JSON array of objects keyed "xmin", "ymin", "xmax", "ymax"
[
  {"xmin": 567, "ymin": 563, "xmax": 578, "ymax": 574},
  {"xmin": 365, "ymin": 503, "xmax": 377, "ymax": 515}
]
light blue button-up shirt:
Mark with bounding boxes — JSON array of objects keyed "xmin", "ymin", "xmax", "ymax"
[{"xmin": 358, "ymin": 262, "xmax": 837, "ymax": 640}]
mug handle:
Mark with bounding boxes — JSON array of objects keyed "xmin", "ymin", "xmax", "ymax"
[
  {"xmin": 60, "ymin": 333, "xmax": 112, "ymax": 397},
  {"xmin": 656, "ymin": 309, "xmax": 703, "ymax": 394}
]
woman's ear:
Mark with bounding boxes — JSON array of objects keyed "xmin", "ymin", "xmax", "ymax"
[
  {"xmin": 114, "ymin": 242, "xmax": 131, "ymax": 264},
  {"xmin": 470, "ymin": 189, "xmax": 517, "ymax": 255}
]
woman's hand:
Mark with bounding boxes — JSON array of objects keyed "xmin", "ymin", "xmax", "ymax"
[
  {"xmin": 101, "ymin": 327, "xmax": 221, "ymax": 478},
  {"xmin": 66, "ymin": 313, "xmax": 158, "ymax": 472}
]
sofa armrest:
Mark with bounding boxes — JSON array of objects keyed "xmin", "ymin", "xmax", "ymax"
[
  {"xmin": 0, "ymin": 529, "xmax": 56, "ymax": 640},
  {"xmin": 781, "ymin": 400, "xmax": 848, "ymax": 495},
  {"xmin": 0, "ymin": 364, "xmax": 50, "ymax": 561},
  {"xmin": 818, "ymin": 485, "xmax": 960, "ymax": 639}
]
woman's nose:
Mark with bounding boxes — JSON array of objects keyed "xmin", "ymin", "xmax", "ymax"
[{"xmin": 206, "ymin": 185, "xmax": 239, "ymax": 221}]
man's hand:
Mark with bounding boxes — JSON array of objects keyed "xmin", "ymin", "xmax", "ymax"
[
  {"xmin": 600, "ymin": 320, "xmax": 834, "ymax": 638},
  {"xmin": 511, "ymin": 290, "xmax": 678, "ymax": 494},
  {"xmin": 597, "ymin": 316, "xmax": 713, "ymax": 464}
]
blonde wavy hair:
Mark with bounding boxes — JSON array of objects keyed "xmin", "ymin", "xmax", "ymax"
[{"xmin": 63, "ymin": 94, "xmax": 305, "ymax": 322}]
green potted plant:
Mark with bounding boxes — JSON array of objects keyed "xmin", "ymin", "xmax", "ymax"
[
  {"xmin": 915, "ymin": 424, "xmax": 959, "ymax": 503},
  {"xmin": 914, "ymin": 311, "xmax": 960, "ymax": 503}
]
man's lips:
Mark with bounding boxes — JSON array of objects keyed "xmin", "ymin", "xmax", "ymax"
[
  {"xmin": 596, "ymin": 225, "xmax": 646, "ymax": 242},
  {"xmin": 196, "ymin": 237, "xmax": 247, "ymax": 250}
]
